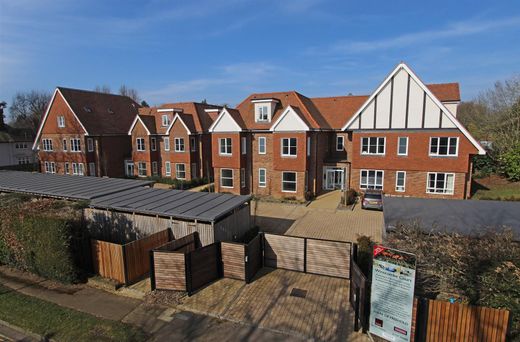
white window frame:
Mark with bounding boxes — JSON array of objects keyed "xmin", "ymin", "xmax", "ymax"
[
  {"xmin": 151, "ymin": 137, "xmax": 157, "ymax": 151},
  {"xmin": 57, "ymin": 116, "xmax": 65, "ymax": 128},
  {"xmin": 281, "ymin": 138, "xmax": 297, "ymax": 157},
  {"xmin": 241, "ymin": 137, "xmax": 246, "ymax": 155},
  {"xmin": 164, "ymin": 137, "xmax": 170, "ymax": 151},
  {"xmin": 175, "ymin": 163, "xmax": 186, "ymax": 179},
  {"xmin": 42, "ymin": 139, "xmax": 53, "ymax": 151},
  {"xmin": 281, "ymin": 171, "xmax": 297, "ymax": 193},
  {"xmin": 89, "ymin": 162, "xmax": 96, "ymax": 176},
  {"xmin": 62, "ymin": 139, "xmax": 67, "ymax": 152},
  {"xmin": 190, "ymin": 137, "xmax": 197, "ymax": 152},
  {"xmin": 137, "ymin": 162, "xmax": 147, "ymax": 177},
  {"xmin": 258, "ymin": 168, "xmax": 266, "ymax": 187},
  {"xmin": 336, "ymin": 136, "xmax": 345, "ymax": 151},
  {"xmin": 72, "ymin": 163, "xmax": 78, "ymax": 175},
  {"xmin": 258, "ymin": 137, "xmax": 266, "ymax": 154},
  {"xmin": 64, "ymin": 162, "xmax": 70, "ymax": 175},
  {"xmin": 220, "ymin": 168, "xmax": 234, "ymax": 188},
  {"xmin": 174, "ymin": 138, "xmax": 185, "ymax": 152},
  {"xmin": 165, "ymin": 161, "xmax": 171, "ymax": 176},
  {"xmin": 395, "ymin": 171, "xmax": 406, "ymax": 192},
  {"xmin": 426, "ymin": 172, "xmax": 455, "ymax": 195},
  {"xmin": 152, "ymin": 161, "xmax": 158, "ymax": 176},
  {"xmin": 256, "ymin": 105, "xmax": 269, "ymax": 122},
  {"xmin": 397, "ymin": 137, "xmax": 408, "ymax": 156},
  {"xmin": 70, "ymin": 138, "xmax": 81, "ymax": 152},
  {"xmin": 78, "ymin": 163, "xmax": 84, "ymax": 176},
  {"xmin": 240, "ymin": 168, "xmax": 245, "ymax": 188},
  {"xmin": 87, "ymin": 138, "xmax": 94, "ymax": 152},
  {"xmin": 361, "ymin": 137, "xmax": 385, "ymax": 155},
  {"xmin": 429, "ymin": 137, "xmax": 459, "ymax": 157},
  {"xmin": 161, "ymin": 114, "xmax": 169, "ymax": 127},
  {"xmin": 136, "ymin": 138, "xmax": 145, "ymax": 151},
  {"xmin": 219, "ymin": 138, "xmax": 232, "ymax": 156},
  {"xmin": 360, "ymin": 169, "xmax": 384, "ymax": 190}
]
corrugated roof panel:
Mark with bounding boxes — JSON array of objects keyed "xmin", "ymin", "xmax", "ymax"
[{"xmin": 0, "ymin": 171, "xmax": 153, "ymax": 199}]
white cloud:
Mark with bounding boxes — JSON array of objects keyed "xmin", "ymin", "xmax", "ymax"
[{"xmin": 318, "ymin": 16, "xmax": 520, "ymax": 55}]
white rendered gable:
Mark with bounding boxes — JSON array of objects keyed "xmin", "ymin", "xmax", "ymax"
[
  {"xmin": 208, "ymin": 108, "xmax": 242, "ymax": 132},
  {"xmin": 343, "ymin": 63, "xmax": 484, "ymax": 154},
  {"xmin": 270, "ymin": 106, "xmax": 309, "ymax": 132}
]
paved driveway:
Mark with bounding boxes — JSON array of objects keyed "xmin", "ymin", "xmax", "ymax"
[
  {"xmin": 252, "ymin": 199, "xmax": 383, "ymax": 243},
  {"xmin": 179, "ymin": 268, "xmax": 369, "ymax": 341}
]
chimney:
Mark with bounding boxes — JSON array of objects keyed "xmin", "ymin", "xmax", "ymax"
[{"xmin": 0, "ymin": 102, "xmax": 6, "ymax": 130}]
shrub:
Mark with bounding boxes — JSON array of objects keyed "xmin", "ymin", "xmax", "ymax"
[
  {"xmin": 472, "ymin": 154, "xmax": 497, "ymax": 178},
  {"xmin": 499, "ymin": 144, "xmax": 520, "ymax": 181},
  {"xmin": 147, "ymin": 176, "xmax": 209, "ymax": 190},
  {"xmin": 0, "ymin": 197, "xmax": 85, "ymax": 283},
  {"xmin": 386, "ymin": 223, "xmax": 520, "ymax": 339},
  {"xmin": 355, "ymin": 235, "xmax": 374, "ymax": 277}
]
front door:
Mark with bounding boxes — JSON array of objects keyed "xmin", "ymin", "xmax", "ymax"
[{"xmin": 325, "ymin": 168, "xmax": 345, "ymax": 190}]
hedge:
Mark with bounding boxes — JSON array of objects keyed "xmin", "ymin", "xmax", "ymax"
[{"xmin": 0, "ymin": 194, "xmax": 86, "ymax": 283}]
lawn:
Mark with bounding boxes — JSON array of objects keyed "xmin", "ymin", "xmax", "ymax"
[
  {"xmin": 0, "ymin": 284, "xmax": 147, "ymax": 342},
  {"xmin": 472, "ymin": 175, "xmax": 520, "ymax": 200}
]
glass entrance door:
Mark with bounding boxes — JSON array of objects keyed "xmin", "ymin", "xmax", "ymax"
[{"xmin": 325, "ymin": 168, "xmax": 344, "ymax": 190}]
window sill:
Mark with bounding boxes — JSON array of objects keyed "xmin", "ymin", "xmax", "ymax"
[
  {"xmin": 426, "ymin": 191, "xmax": 454, "ymax": 195},
  {"xmin": 281, "ymin": 155, "xmax": 298, "ymax": 158},
  {"xmin": 428, "ymin": 155, "xmax": 458, "ymax": 158}
]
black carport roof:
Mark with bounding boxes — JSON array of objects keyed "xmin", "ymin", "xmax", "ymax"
[
  {"xmin": 0, "ymin": 171, "xmax": 153, "ymax": 200},
  {"xmin": 383, "ymin": 197, "xmax": 520, "ymax": 240},
  {"xmin": 89, "ymin": 187, "xmax": 251, "ymax": 222}
]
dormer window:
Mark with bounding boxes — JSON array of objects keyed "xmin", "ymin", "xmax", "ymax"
[
  {"xmin": 252, "ymin": 98, "xmax": 278, "ymax": 123},
  {"xmin": 161, "ymin": 115, "xmax": 169, "ymax": 127}
]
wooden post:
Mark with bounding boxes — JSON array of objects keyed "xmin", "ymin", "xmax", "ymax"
[
  {"xmin": 185, "ymin": 252, "xmax": 192, "ymax": 296},
  {"xmin": 354, "ymin": 286, "xmax": 360, "ymax": 332},
  {"xmin": 149, "ymin": 250, "xmax": 156, "ymax": 291},
  {"xmin": 122, "ymin": 244, "xmax": 129, "ymax": 285}
]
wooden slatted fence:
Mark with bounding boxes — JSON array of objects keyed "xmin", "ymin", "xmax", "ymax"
[
  {"xmin": 423, "ymin": 299, "xmax": 510, "ymax": 342},
  {"xmin": 91, "ymin": 239, "xmax": 125, "ymax": 283},
  {"xmin": 187, "ymin": 243, "xmax": 222, "ymax": 294},
  {"xmin": 245, "ymin": 234, "xmax": 263, "ymax": 283},
  {"xmin": 264, "ymin": 234, "xmax": 305, "ymax": 271},
  {"xmin": 91, "ymin": 229, "xmax": 171, "ymax": 285},
  {"xmin": 221, "ymin": 242, "xmax": 246, "ymax": 280},
  {"xmin": 152, "ymin": 251, "xmax": 186, "ymax": 291}
]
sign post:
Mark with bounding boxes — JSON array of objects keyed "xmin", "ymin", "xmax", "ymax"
[{"xmin": 369, "ymin": 245, "xmax": 416, "ymax": 342}]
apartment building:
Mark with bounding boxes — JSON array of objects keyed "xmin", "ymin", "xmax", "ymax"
[
  {"xmin": 33, "ymin": 87, "xmax": 140, "ymax": 177},
  {"xmin": 209, "ymin": 63, "xmax": 484, "ymax": 200},
  {"xmin": 0, "ymin": 105, "xmax": 36, "ymax": 167},
  {"xmin": 128, "ymin": 102, "xmax": 221, "ymax": 180}
]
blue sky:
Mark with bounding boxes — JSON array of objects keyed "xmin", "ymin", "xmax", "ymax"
[{"xmin": 1, "ymin": 0, "xmax": 519, "ymax": 110}]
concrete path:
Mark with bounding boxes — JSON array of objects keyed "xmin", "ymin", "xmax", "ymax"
[
  {"xmin": 0, "ymin": 267, "xmax": 141, "ymax": 321},
  {"xmin": 307, "ymin": 190, "xmax": 342, "ymax": 209}
]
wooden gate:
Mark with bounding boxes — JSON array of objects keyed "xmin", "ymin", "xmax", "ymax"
[
  {"xmin": 186, "ymin": 243, "xmax": 222, "ymax": 295},
  {"xmin": 263, "ymin": 233, "xmax": 351, "ymax": 278},
  {"xmin": 245, "ymin": 234, "xmax": 262, "ymax": 283}
]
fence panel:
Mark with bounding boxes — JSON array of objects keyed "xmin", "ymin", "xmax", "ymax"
[
  {"xmin": 221, "ymin": 242, "xmax": 246, "ymax": 280},
  {"xmin": 263, "ymin": 234, "xmax": 305, "ymax": 272},
  {"xmin": 124, "ymin": 229, "xmax": 171, "ymax": 284},
  {"xmin": 91, "ymin": 239, "xmax": 125, "ymax": 283},
  {"xmin": 245, "ymin": 234, "xmax": 263, "ymax": 283},
  {"xmin": 153, "ymin": 251, "xmax": 186, "ymax": 291},
  {"xmin": 187, "ymin": 243, "xmax": 221, "ymax": 294},
  {"xmin": 425, "ymin": 299, "xmax": 510, "ymax": 342},
  {"xmin": 349, "ymin": 260, "xmax": 370, "ymax": 332},
  {"xmin": 306, "ymin": 239, "xmax": 351, "ymax": 278}
]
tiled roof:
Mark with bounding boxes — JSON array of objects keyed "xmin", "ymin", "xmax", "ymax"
[
  {"xmin": 233, "ymin": 83, "xmax": 460, "ymax": 130},
  {"xmin": 138, "ymin": 102, "xmax": 222, "ymax": 134},
  {"xmin": 58, "ymin": 87, "xmax": 140, "ymax": 135},
  {"xmin": 0, "ymin": 125, "xmax": 34, "ymax": 143},
  {"xmin": 426, "ymin": 83, "xmax": 460, "ymax": 102}
]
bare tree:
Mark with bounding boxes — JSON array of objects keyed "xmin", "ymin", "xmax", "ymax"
[
  {"xmin": 9, "ymin": 91, "xmax": 51, "ymax": 135},
  {"xmin": 478, "ymin": 75, "xmax": 520, "ymax": 113},
  {"xmin": 118, "ymin": 85, "xmax": 140, "ymax": 102},
  {"xmin": 94, "ymin": 85, "xmax": 112, "ymax": 94}
]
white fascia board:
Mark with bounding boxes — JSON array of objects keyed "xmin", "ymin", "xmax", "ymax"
[
  {"xmin": 269, "ymin": 105, "xmax": 310, "ymax": 132},
  {"xmin": 157, "ymin": 108, "xmax": 183, "ymax": 113},
  {"xmin": 128, "ymin": 115, "xmax": 151, "ymax": 135},
  {"xmin": 32, "ymin": 88, "xmax": 90, "ymax": 150},
  {"xmin": 251, "ymin": 99, "xmax": 280, "ymax": 103},
  {"xmin": 165, "ymin": 113, "xmax": 192, "ymax": 135}
]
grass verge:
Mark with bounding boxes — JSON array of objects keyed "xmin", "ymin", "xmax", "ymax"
[
  {"xmin": 472, "ymin": 179, "xmax": 520, "ymax": 200},
  {"xmin": 0, "ymin": 284, "xmax": 146, "ymax": 342}
]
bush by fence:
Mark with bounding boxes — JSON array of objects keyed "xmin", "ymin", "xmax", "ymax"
[
  {"xmin": 386, "ymin": 223, "xmax": 520, "ymax": 340},
  {"xmin": 0, "ymin": 194, "xmax": 85, "ymax": 283}
]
